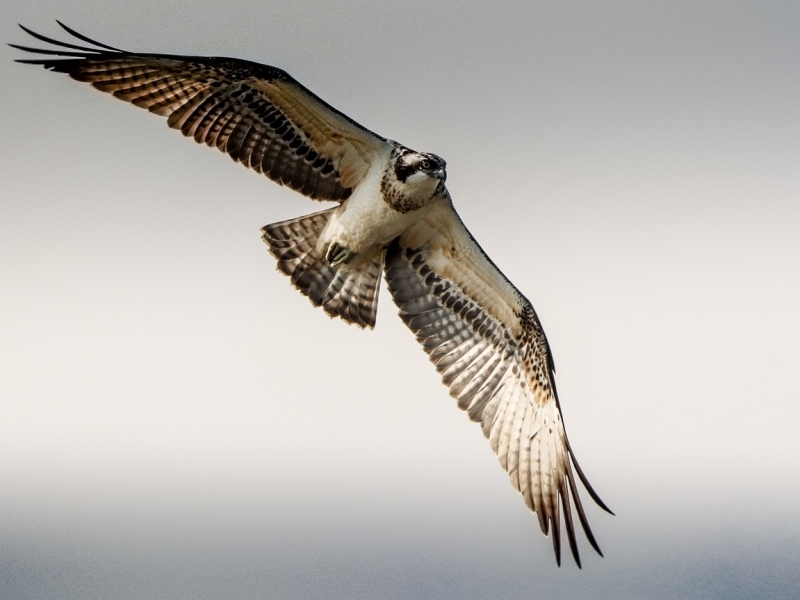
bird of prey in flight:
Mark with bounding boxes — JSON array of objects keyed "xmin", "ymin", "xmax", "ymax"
[{"xmin": 12, "ymin": 22, "xmax": 612, "ymax": 567}]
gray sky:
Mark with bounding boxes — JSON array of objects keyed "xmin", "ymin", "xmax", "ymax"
[{"xmin": 2, "ymin": 1, "xmax": 799, "ymax": 598}]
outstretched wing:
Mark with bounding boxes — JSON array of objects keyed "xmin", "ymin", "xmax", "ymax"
[
  {"xmin": 11, "ymin": 22, "xmax": 391, "ymax": 202},
  {"xmin": 384, "ymin": 200, "xmax": 613, "ymax": 567}
]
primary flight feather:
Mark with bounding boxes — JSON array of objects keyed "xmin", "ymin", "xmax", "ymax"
[{"xmin": 12, "ymin": 22, "xmax": 612, "ymax": 567}]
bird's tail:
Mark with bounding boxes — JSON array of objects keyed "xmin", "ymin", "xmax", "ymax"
[{"xmin": 262, "ymin": 209, "xmax": 385, "ymax": 329}]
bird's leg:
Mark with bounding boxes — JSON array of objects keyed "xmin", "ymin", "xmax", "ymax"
[{"xmin": 326, "ymin": 242, "xmax": 357, "ymax": 267}]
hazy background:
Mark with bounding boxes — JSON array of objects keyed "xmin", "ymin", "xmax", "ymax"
[{"xmin": 2, "ymin": 1, "xmax": 799, "ymax": 598}]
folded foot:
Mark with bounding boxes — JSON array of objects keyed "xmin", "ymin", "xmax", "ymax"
[{"xmin": 326, "ymin": 242, "xmax": 356, "ymax": 267}]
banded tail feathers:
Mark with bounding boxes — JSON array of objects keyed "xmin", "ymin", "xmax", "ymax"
[{"xmin": 262, "ymin": 209, "xmax": 385, "ymax": 329}]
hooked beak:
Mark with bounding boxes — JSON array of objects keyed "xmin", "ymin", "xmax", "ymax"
[{"xmin": 433, "ymin": 168, "xmax": 447, "ymax": 182}]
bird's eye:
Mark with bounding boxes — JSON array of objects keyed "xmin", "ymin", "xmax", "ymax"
[{"xmin": 420, "ymin": 159, "xmax": 431, "ymax": 170}]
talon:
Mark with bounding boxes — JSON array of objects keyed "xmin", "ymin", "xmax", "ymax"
[{"xmin": 326, "ymin": 242, "xmax": 356, "ymax": 266}]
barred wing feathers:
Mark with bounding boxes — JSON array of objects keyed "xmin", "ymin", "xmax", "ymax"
[
  {"xmin": 12, "ymin": 23, "xmax": 390, "ymax": 202},
  {"xmin": 384, "ymin": 201, "xmax": 612, "ymax": 567}
]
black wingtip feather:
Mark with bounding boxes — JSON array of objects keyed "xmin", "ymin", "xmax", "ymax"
[
  {"xmin": 12, "ymin": 22, "xmax": 126, "ymax": 63},
  {"xmin": 551, "ymin": 496, "xmax": 563, "ymax": 567},
  {"xmin": 561, "ymin": 478, "xmax": 582, "ymax": 568},
  {"xmin": 56, "ymin": 20, "xmax": 124, "ymax": 52},
  {"xmin": 566, "ymin": 438, "xmax": 614, "ymax": 516},
  {"xmin": 9, "ymin": 44, "xmax": 96, "ymax": 57},
  {"xmin": 566, "ymin": 466, "xmax": 605, "ymax": 557},
  {"xmin": 17, "ymin": 23, "xmax": 102, "ymax": 53}
]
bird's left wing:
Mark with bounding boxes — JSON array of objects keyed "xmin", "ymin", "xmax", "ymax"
[
  {"xmin": 384, "ymin": 200, "xmax": 612, "ymax": 567},
  {"xmin": 11, "ymin": 22, "xmax": 391, "ymax": 202}
]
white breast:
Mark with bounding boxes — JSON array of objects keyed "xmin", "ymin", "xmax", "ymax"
[{"xmin": 319, "ymin": 152, "xmax": 433, "ymax": 257}]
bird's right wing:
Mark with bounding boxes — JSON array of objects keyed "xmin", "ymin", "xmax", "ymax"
[
  {"xmin": 384, "ymin": 200, "xmax": 612, "ymax": 567},
  {"xmin": 11, "ymin": 22, "xmax": 391, "ymax": 202}
]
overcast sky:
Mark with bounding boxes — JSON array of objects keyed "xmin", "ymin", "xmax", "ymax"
[{"xmin": 2, "ymin": 1, "xmax": 799, "ymax": 599}]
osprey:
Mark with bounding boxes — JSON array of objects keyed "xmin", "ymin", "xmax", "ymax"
[{"xmin": 12, "ymin": 23, "xmax": 612, "ymax": 567}]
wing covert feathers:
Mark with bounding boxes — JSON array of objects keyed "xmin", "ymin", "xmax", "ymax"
[
  {"xmin": 384, "ymin": 205, "xmax": 612, "ymax": 567},
  {"xmin": 12, "ymin": 23, "xmax": 389, "ymax": 202},
  {"xmin": 262, "ymin": 209, "xmax": 384, "ymax": 329}
]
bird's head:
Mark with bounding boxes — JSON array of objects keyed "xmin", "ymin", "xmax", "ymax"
[
  {"xmin": 394, "ymin": 149, "xmax": 447, "ymax": 186},
  {"xmin": 384, "ymin": 146, "xmax": 448, "ymax": 212}
]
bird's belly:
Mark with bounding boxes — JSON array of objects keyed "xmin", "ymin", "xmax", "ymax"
[{"xmin": 320, "ymin": 192, "xmax": 422, "ymax": 257}]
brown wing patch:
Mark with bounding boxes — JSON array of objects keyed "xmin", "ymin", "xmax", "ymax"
[
  {"xmin": 254, "ymin": 80, "xmax": 376, "ymax": 190},
  {"xmin": 12, "ymin": 23, "xmax": 390, "ymax": 202}
]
